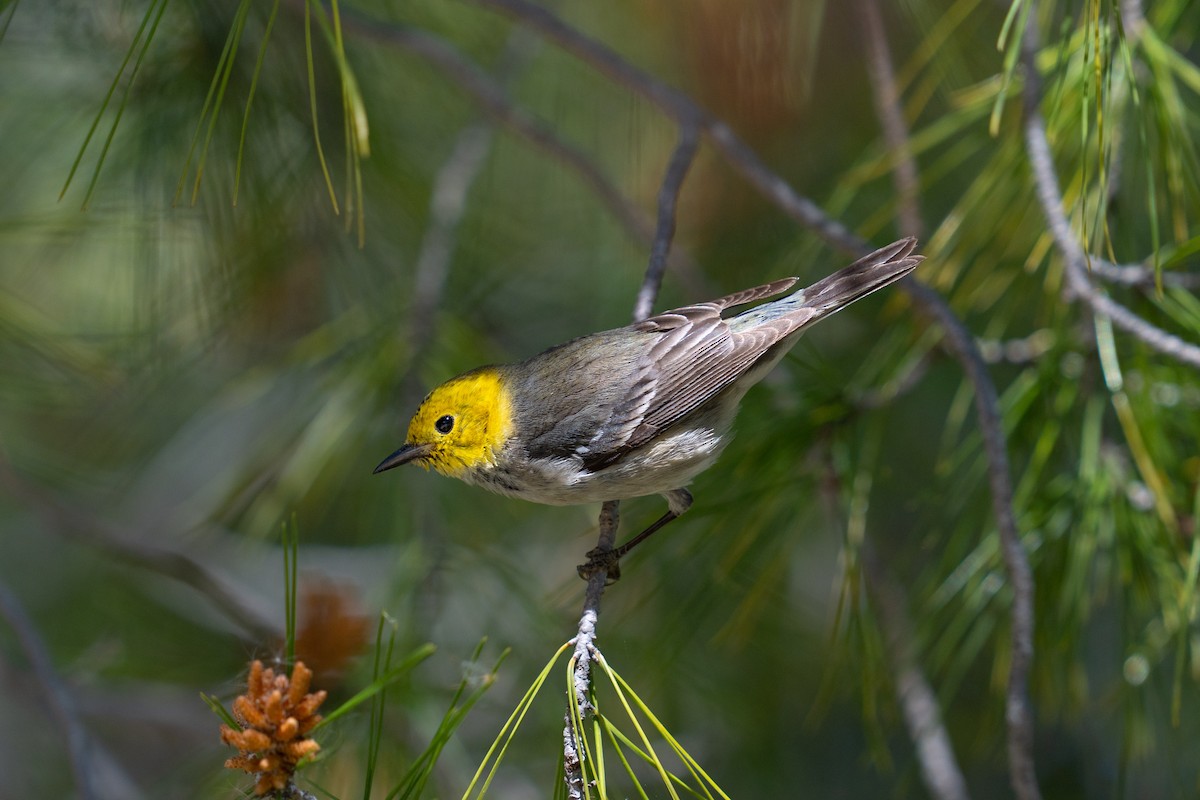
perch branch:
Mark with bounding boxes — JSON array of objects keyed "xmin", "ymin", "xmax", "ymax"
[
  {"xmin": 565, "ymin": 102, "xmax": 698, "ymax": 794},
  {"xmin": 563, "ymin": 499, "xmax": 619, "ymax": 797}
]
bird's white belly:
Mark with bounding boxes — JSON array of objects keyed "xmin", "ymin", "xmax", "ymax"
[{"xmin": 471, "ymin": 425, "xmax": 729, "ymax": 506}]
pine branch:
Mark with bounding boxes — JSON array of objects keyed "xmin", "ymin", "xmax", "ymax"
[
  {"xmin": 632, "ymin": 124, "xmax": 700, "ymax": 324},
  {"xmin": 1089, "ymin": 259, "xmax": 1200, "ymax": 290},
  {"xmin": 563, "ymin": 500, "xmax": 618, "ymax": 797},
  {"xmin": 863, "ymin": 549, "xmax": 971, "ymax": 800},
  {"xmin": 1020, "ymin": 4, "xmax": 1200, "ymax": 371},
  {"xmin": 566, "ymin": 117, "xmax": 696, "ymax": 790}
]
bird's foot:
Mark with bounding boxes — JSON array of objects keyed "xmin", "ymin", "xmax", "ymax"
[{"xmin": 576, "ymin": 547, "xmax": 621, "ymax": 583}]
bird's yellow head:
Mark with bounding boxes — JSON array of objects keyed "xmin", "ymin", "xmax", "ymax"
[{"xmin": 373, "ymin": 367, "xmax": 512, "ymax": 478}]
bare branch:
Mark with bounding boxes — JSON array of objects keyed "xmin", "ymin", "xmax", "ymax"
[
  {"xmin": 469, "ymin": 0, "xmax": 868, "ymax": 254},
  {"xmin": 857, "ymin": 0, "xmax": 922, "ymax": 240},
  {"xmin": 907, "ymin": 279, "xmax": 1040, "ymax": 800},
  {"xmin": 633, "ymin": 124, "xmax": 700, "ymax": 322},
  {"xmin": 1020, "ymin": 9, "xmax": 1200, "ymax": 371},
  {"xmin": 408, "ymin": 122, "xmax": 496, "ymax": 358},
  {"xmin": 0, "ymin": 580, "xmax": 97, "ymax": 800},
  {"xmin": 977, "ymin": 329, "xmax": 1058, "ymax": 365},
  {"xmin": 402, "ymin": 27, "xmax": 547, "ymax": 411},
  {"xmin": 563, "ymin": 499, "xmax": 619, "ymax": 797},
  {"xmin": 1089, "ymin": 259, "xmax": 1200, "ymax": 290},
  {"xmin": 1119, "ymin": 0, "xmax": 1147, "ymax": 43},
  {"xmin": 855, "ymin": 10, "xmax": 976, "ymax": 795},
  {"xmin": 862, "ymin": 549, "xmax": 971, "ymax": 800}
]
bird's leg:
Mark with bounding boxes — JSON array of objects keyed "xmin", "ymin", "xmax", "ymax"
[{"xmin": 577, "ymin": 489, "xmax": 692, "ymax": 581}]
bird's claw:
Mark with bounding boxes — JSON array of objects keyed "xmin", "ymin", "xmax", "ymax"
[{"xmin": 576, "ymin": 547, "xmax": 621, "ymax": 583}]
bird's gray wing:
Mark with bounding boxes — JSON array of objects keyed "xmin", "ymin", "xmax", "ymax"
[
  {"xmin": 580, "ymin": 278, "xmax": 800, "ymax": 470},
  {"xmin": 582, "ymin": 237, "xmax": 922, "ymax": 470}
]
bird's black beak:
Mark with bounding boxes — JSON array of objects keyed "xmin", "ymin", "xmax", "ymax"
[{"xmin": 373, "ymin": 443, "xmax": 433, "ymax": 474}]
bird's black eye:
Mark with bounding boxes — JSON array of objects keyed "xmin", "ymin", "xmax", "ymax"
[{"xmin": 435, "ymin": 415, "xmax": 455, "ymax": 434}]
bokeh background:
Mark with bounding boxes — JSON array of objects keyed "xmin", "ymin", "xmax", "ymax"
[{"xmin": 2, "ymin": 0, "xmax": 1200, "ymax": 797}]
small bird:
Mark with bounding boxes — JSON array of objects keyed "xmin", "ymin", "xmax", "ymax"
[{"xmin": 375, "ymin": 238, "xmax": 922, "ymax": 577}]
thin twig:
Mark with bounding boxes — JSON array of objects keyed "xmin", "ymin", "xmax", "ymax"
[
  {"xmin": 1020, "ymin": 7, "xmax": 1200, "ymax": 371},
  {"xmin": 977, "ymin": 329, "xmax": 1058, "ymax": 365},
  {"xmin": 1089, "ymin": 259, "xmax": 1200, "ymax": 290},
  {"xmin": 862, "ymin": 549, "xmax": 971, "ymax": 800},
  {"xmin": 313, "ymin": 2, "xmax": 706, "ymax": 290},
  {"xmin": 632, "ymin": 124, "xmax": 700, "ymax": 323},
  {"xmin": 407, "ymin": 121, "xmax": 496, "ymax": 363},
  {"xmin": 0, "ymin": 581, "xmax": 96, "ymax": 800},
  {"xmin": 856, "ymin": 351, "xmax": 934, "ymax": 409},
  {"xmin": 1119, "ymin": 0, "xmax": 1147, "ymax": 44},
  {"xmin": 469, "ymin": 0, "xmax": 867, "ymax": 254},
  {"xmin": 563, "ymin": 499, "xmax": 619, "ymax": 797},
  {"xmin": 857, "ymin": 9, "xmax": 971, "ymax": 795},
  {"xmin": 907, "ymin": 278, "xmax": 1040, "ymax": 800},
  {"xmin": 564, "ymin": 110, "xmax": 701, "ymax": 794},
  {"xmin": 857, "ymin": 0, "xmax": 922, "ymax": 240},
  {"xmin": 818, "ymin": 447, "xmax": 968, "ymax": 800}
]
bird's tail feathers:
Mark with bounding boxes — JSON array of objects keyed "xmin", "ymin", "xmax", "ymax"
[{"xmin": 802, "ymin": 237, "xmax": 922, "ymax": 315}]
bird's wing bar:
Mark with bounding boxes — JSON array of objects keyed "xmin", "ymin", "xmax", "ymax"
[{"xmin": 633, "ymin": 277, "xmax": 798, "ymax": 334}]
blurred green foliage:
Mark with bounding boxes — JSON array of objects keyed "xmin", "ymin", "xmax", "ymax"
[{"xmin": 1, "ymin": 0, "xmax": 1199, "ymax": 797}]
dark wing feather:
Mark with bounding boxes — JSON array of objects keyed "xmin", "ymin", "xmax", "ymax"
[
  {"xmin": 580, "ymin": 238, "xmax": 921, "ymax": 470},
  {"xmin": 580, "ymin": 281, "xmax": 800, "ymax": 470}
]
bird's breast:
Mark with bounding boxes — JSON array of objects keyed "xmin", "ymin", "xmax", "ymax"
[{"xmin": 464, "ymin": 415, "xmax": 731, "ymax": 506}]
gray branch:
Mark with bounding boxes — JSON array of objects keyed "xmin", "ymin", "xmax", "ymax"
[
  {"xmin": 858, "ymin": 0, "xmax": 923, "ymax": 240},
  {"xmin": 317, "ymin": 3, "xmax": 706, "ymax": 291},
  {"xmin": 1089, "ymin": 259, "xmax": 1200, "ymax": 290},
  {"xmin": 562, "ymin": 499, "xmax": 619, "ymax": 797},
  {"xmin": 1020, "ymin": 7, "xmax": 1200, "ymax": 371},
  {"xmin": 863, "ymin": 550, "xmax": 970, "ymax": 800},
  {"xmin": 632, "ymin": 124, "xmax": 700, "ymax": 323},
  {"xmin": 857, "ymin": 3, "xmax": 970, "ymax": 797},
  {"xmin": 0, "ymin": 581, "xmax": 97, "ymax": 800}
]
